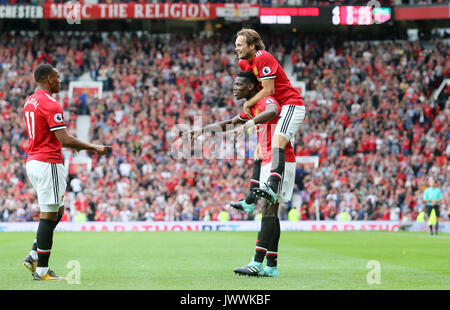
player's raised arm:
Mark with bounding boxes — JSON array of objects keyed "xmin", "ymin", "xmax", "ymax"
[
  {"xmin": 243, "ymin": 78, "xmax": 275, "ymax": 118},
  {"xmin": 184, "ymin": 69, "xmax": 268, "ymax": 141},
  {"xmin": 235, "ymin": 102, "xmax": 279, "ymax": 135},
  {"xmin": 248, "ymin": 102, "xmax": 278, "ymax": 126}
]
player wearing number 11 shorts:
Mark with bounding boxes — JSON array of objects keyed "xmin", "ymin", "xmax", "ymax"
[{"xmin": 23, "ymin": 64, "xmax": 111, "ymax": 281}]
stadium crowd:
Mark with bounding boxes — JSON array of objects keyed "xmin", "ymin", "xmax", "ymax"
[{"xmin": 0, "ymin": 30, "xmax": 448, "ymax": 223}]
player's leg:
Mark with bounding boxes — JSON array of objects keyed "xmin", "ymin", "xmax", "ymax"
[
  {"xmin": 254, "ymin": 201, "xmax": 278, "ymax": 264},
  {"xmin": 23, "ymin": 161, "xmax": 41, "ymax": 275},
  {"xmin": 244, "ymin": 144, "xmax": 262, "ymax": 205},
  {"xmin": 23, "ymin": 238, "xmax": 38, "ymax": 275},
  {"xmin": 30, "ymin": 204, "xmax": 64, "ymax": 275},
  {"xmin": 229, "ymin": 144, "xmax": 262, "ymax": 214},
  {"xmin": 34, "ymin": 204, "xmax": 67, "ymax": 280},
  {"xmin": 234, "ymin": 199, "xmax": 275, "ymax": 277},
  {"xmin": 253, "ymin": 105, "xmax": 305, "ymax": 203},
  {"xmin": 263, "ymin": 161, "xmax": 295, "ymax": 277},
  {"xmin": 234, "ymin": 163, "xmax": 277, "ymax": 276},
  {"xmin": 434, "ymin": 205, "xmax": 440, "ymax": 235},
  {"xmin": 55, "ymin": 204, "xmax": 64, "ymax": 227},
  {"xmin": 23, "ymin": 161, "xmax": 39, "ymax": 274},
  {"xmin": 26, "ymin": 161, "xmax": 67, "ymax": 280},
  {"xmin": 425, "ymin": 205, "xmax": 433, "ymax": 235},
  {"xmin": 264, "ymin": 204, "xmax": 280, "ymax": 277},
  {"xmin": 35, "ymin": 209, "xmax": 60, "ymax": 280}
]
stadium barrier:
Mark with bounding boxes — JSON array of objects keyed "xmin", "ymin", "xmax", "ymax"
[
  {"xmin": 404, "ymin": 222, "xmax": 450, "ymax": 234},
  {"xmin": 0, "ymin": 221, "xmax": 407, "ymax": 232}
]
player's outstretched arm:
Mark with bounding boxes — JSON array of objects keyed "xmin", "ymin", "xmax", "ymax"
[
  {"xmin": 53, "ymin": 128, "xmax": 112, "ymax": 155},
  {"xmin": 243, "ymin": 78, "xmax": 275, "ymax": 118},
  {"xmin": 183, "ymin": 116, "xmax": 246, "ymax": 141}
]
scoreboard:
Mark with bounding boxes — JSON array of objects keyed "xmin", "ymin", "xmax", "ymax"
[
  {"xmin": 260, "ymin": 6, "xmax": 392, "ymax": 25},
  {"xmin": 332, "ymin": 6, "xmax": 392, "ymax": 25}
]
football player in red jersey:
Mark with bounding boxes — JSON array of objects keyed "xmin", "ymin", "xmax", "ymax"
[
  {"xmin": 23, "ymin": 64, "xmax": 112, "ymax": 281},
  {"xmin": 184, "ymin": 71, "xmax": 296, "ymax": 277},
  {"xmin": 235, "ymin": 29, "xmax": 306, "ymax": 205}
]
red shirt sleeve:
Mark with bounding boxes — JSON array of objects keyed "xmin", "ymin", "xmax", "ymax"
[
  {"xmin": 238, "ymin": 59, "xmax": 250, "ymax": 71},
  {"xmin": 238, "ymin": 110, "xmax": 250, "ymax": 120},
  {"xmin": 256, "ymin": 52, "xmax": 278, "ymax": 80},
  {"xmin": 45, "ymin": 102, "xmax": 67, "ymax": 131},
  {"xmin": 254, "ymin": 97, "xmax": 279, "ymax": 115},
  {"xmin": 240, "ymin": 97, "xmax": 279, "ymax": 119}
]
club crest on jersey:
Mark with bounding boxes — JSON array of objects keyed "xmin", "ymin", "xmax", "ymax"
[
  {"xmin": 254, "ymin": 108, "xmax": 260, "ymax": 116},
  {"xmin": 253, "ymin": 67, "xmax": 259, "ymax": 76},
  {"xmin": 262, "ymin": 66, "xmax": 271, "ymax": 76},
  {"xmin": 54, "ymin": 113, "xmax": 63, "ymax": 123}
]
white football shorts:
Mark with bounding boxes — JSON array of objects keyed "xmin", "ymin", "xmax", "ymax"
[
  {"xmin": 26, "ymin": 160, "xmax": 67, "ymax": 212},
  {"xmin": 274, "ymin": 104, "xmax": 306, "ymax": 142},
  {"xmin": 260, "ymin": 161, "xmax": 296, "ymax": 203}
]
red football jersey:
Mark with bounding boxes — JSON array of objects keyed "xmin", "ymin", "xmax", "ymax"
[
  {"xmin": 23, "ymin": 89, "xmax": 66, "ymax": 163},
  {"xmin": 239, "ymin": 50, "xmax": 304, "ymax": 107},
  {"xmin": 239, "ymin": 50, "xmax": 304, "ymax": 106},
  {"xmin": 239, "ymin": 96, "xmax": 296, "ymax": 165}
]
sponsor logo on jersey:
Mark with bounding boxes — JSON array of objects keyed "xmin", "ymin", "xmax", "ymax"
[{"xmin": 266, "ymin": 98, "xmax": 274, "ymax": 104}]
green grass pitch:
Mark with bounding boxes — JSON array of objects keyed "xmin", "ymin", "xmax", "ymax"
[{"xmin": 0, "ymin": 231, "xmax": 449, "ymax": 290}]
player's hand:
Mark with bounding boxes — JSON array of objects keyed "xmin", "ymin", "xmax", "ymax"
[
  {"xmin": 229, "ymin": 120, "xmax": 255, "ymax": 137},
  {"xmin": 242, "ymin": 119, "xmax": 256, "ymax": 134},
  {"xmin": 243, "ymin": 101, "xmax": 253, "ymax": 119},
  {"xmin": 182, "ymin": 129, "xmax": 203, "ymax": 141},
  {"xmin": 227, "ymin": 125, "xmax": 244, "ymax": 137},
  {"xmin": 94, "ymin": 145, "xmax": 112, "ymax": 155}
]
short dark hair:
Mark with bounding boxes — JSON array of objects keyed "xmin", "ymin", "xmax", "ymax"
[
  {"xmin": 237, "ymin": 71, "xmax": 259, "ymax": 87},
  {"xmin": 34, "ymin": 64, "xmax": 55, "ymax": 82}
]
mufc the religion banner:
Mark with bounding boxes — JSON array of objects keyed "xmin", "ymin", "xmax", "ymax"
[{"xmin": 43, "ymin": 3, "xmax": 216, "ymax": 20}]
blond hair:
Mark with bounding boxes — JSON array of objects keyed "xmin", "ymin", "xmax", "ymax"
[{"xmin": 236, "ymin": 28, "xmax": 265, "ymax": 51}]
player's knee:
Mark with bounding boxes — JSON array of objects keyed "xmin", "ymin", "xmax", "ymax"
[
  {"xmin": 40, "ymin": 211, "xmax": 59, "ymax": 221},
  {"xmin": 254, "ymin": 147, "xmax": 261, "ymax": 160},
  {"xmin": 262, "ymin": 204, "xmax": 277, "ymax": 217},
  {"xmin": 272, "ymin": 134, "xmax": 288, "ymax": 148}
]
